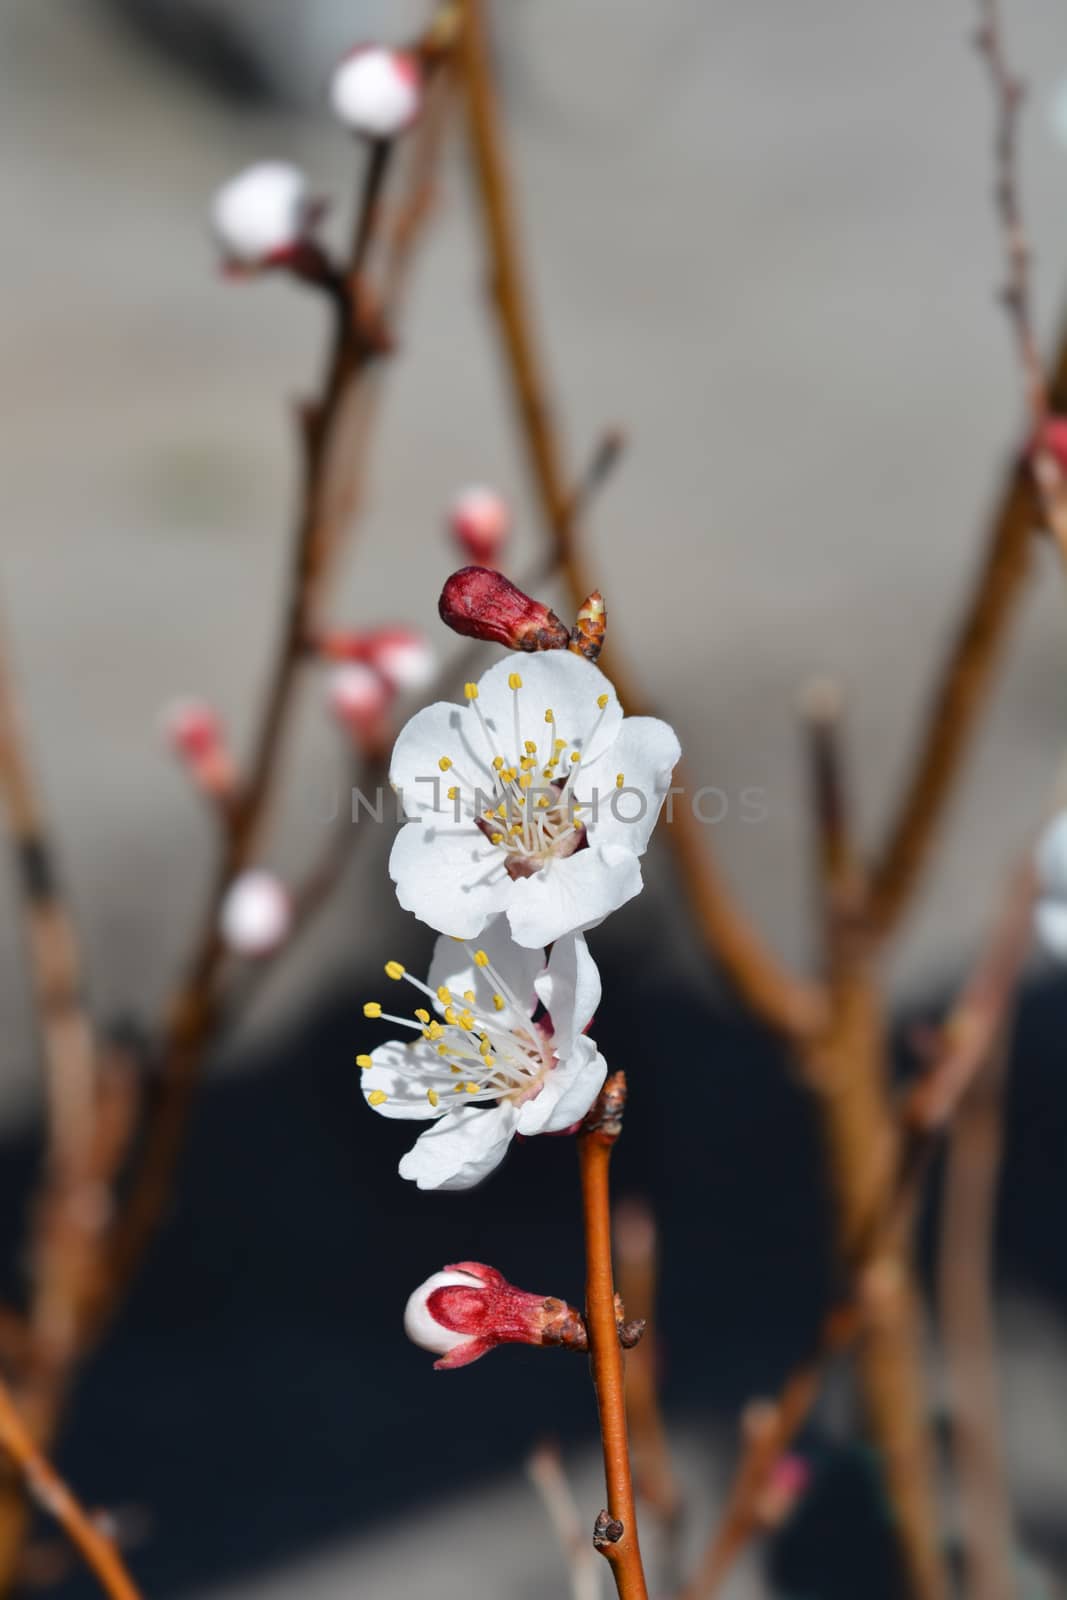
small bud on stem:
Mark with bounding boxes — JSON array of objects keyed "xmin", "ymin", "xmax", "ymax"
[{"xmin": 438, "ymin": 567, "xmax": 571, "ymax": 651}]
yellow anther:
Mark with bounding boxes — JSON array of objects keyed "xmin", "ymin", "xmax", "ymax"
[
  {"xmin": 597, "ymin": 693, "xmax": 609, "ymax": 709},
  {"xmin": 616, "ymin": 773, "xmax": 625, "ymax": 788},
  {"xmin": 482, "ymin": 1054, "xmax": 495, "ymax": 1069},
  {"xmin": 465, "ymin": 1082, "xmax": 479, "ymax": 1095},
  {"xmin": 427, "ymin": 1089, "xmax": 439, "ymax": 1108},
  {"xmin": 444, "ymin": 1006, "xmax": 458, "ymax": 1025},
  {"xmin": 480, "ymin": 1039, "xmax": 493, "ymax": 1057},
  {"xmin": 438, "ymin": 756, "xmax": 452, "ymax": 772},
  {"xmin": 554, "ymin": 738, "xmax": 567, "ymax": 752},
  {"xmin": 509, "ymin": 823, "xmax": 523, "ymax": 835},
  {"xmin": 508, "ymin": 673, "xmax": 523, "ymax": 690},
  {"xmin": 356, "ymin": 1054, "xmax": 373, "ymax": 1070},
  {"xmin": 363, "ymin": 1002, "xmax": 382, "ymax": 1019},
  {"xmin": 464, "ymin": 682, "xmax": 479, "ymax": 700},
  {"xmin": 437, "ymin": 986, "xmax": 452, "ymax": 1004},
  {"xmin": 385, "ymin": 960, "xmax": 405, "ymax": 980},
  {"xmin": 490, "ymin": 831, "xmax": 504, "ymax": 844},
  {"xmin": 450, "ymin": 1064, "xmax": 462, "ymax": 1074},
  {"xmin": 542, "ymin": 767, "xmax": 556, "ymax": 779},
  {"xmin": 492, "ymin": 755, "xmax": 505, "ymax": 770},
  {"xmin": 458, "ymin": 1010, "xmax": 475, "ymax": 1030},
  {"xmin": 570, "ymin": 751, "xmax": 580, "ymax": 764},
  {"xmin": 447, "ymin": 786, "xmax": 459, "ymax": 801},
  {"xmin": 474, "ymin": 949, "xmax": 490, "ymax": 967},
  {"xmin": 437, "ymin": 1044, "xmax": 451, "ymax": 1056},
  {"xmin": 492, "ymin": 994, "xmax": 505, "ymax": 1011},
  {"xmin": 524, "ymin": 740, "xmax": 537, "ymax": 755},
  {"xmin": 415, "ymin": 1008, "xmax": 430, "ymax": 1024},
  {"xmin": 544, "ymin": 708, "xmax": 555, "ymax": 723},
  {"xmin": 536, "ymin": 796, "xmax": 550, "ymax": 809},
  {"xmin": 453, "ymin": 1083, "xmax": 464, "ymax": 1093},
  {"xmin": 368, "ymin": 1090, "xmax": 387, "ymax": 1107},
  {"xmin": 496, "ymin": 803, "xmax": 507, "ymax": 818},
  {"xmin": 520, "ymin": 772, "xmax": 532, "ymax": 790},
  {"xmin": 520, "ymin": 757, "xmax": 535, "ymax": 771},
  {"xmin": 463, "ymin": 989, "xmax": 476, "ymax": 1003},
  {"xmin": 424, "ymin": 1021, "xmax": 444, "ymax": 1041}
]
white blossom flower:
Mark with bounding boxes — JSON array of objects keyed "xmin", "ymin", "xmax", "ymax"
[
  {"xmin": 388, "ymin": 651, "xmax": 680, "ymax": 947},
  {"xmin": 359, "ymin": 919, "xmax": 607, "ymax": 1191},
  {"xmin": 219, "ymin": 870, "xmax": 291, "ymax": 956},
  {"xmin": 211, "ymin": 162, "xmax": 312, "ymax": 268},
  {"xmin": 1035, "ymin": 811, "xmax": 1067, "ymax": 958},
  {"xmin": 330, "ymin": 47, "xmax": 421, "ymax": 139}
]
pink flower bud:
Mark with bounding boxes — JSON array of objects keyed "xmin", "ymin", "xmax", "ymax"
[
  {"xmin": 361, "ymin": 627, "xmax": 436, "ymax": 693},
  {"xmin": 755, "ymin": 1452, "xmax": 812, "ymax": 1529},
  {"xmin": 326, "ymin": 663, "xmax": 394, "ymax": 749},
  {"xmin": 1030, "ymin": 415, "xmax": 1067, "ymax": 472},
  {"xmin": 404, "ymin": 1261, "xmax": 588, "ymax": 1371},
  {"xmin": 330, "ymin": 47, "xmax": 422, "ymax": 140},
  {"xmin": 438, "ymin": 568, "xmax": 571, "ymax": 653},
  {"xmin": 161, "ymin": 698, "xmax": 235, "ymax": 800},
  {"xmin": 448, "ymin": 485, "xmax": 510, "ymax": 567},
  {"xmin": 219, "ymin": 871, "xmax": 291, "ymax": 957}
]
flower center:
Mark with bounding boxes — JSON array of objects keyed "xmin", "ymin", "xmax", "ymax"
[
  {"xmin": 434, "ymin": 675, "xmax": 622, "ymax": 879},
  {"xmin": 360, "ymin": 948, "xmax": 557, "ymax": 1113}
]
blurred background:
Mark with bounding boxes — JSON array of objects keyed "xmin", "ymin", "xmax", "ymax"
[{"xmin": 3, "ymin": 1, "xmax": 1067, "ymax": 1595}]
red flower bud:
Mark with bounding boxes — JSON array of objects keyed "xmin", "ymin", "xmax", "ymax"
[
  {"xmin": 438, "ymin": 568, "xmax": 571, "ymax": 653},
  {"xmin": 448, "ymin": 485, "xmax": 510, "ymax": 567},
  {"xmin": 404, "ymin": 1261, "xmax": 587, "ymax": 1371},
  {"xmin": 326, "ymin": 663, "xmax": 394, "ymax": 751}
]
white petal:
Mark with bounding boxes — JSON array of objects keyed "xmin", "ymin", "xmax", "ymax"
[
  {"xmin": 390, "ymin": 701, "xmax": 495, "ymax": 820},
  {"xmin": 1035, "ymin": 812, "xmax": 1067, "ymax": 900},
  {"xmin": 582, "ymin": 716, "xmax": 681, "ymax": 858},
  {"xmin": 506, "ymin": 843, "xmax": 644, "ymax": 947},
  {"xmin": 403, "ymin": 1269, "xmax": 481, "ymax": 1356},
  {"xmin": 211, "ymin": 161, "xmax": 308, "ymax": 264},
  {"xmin": 427, "ymin": 917, "xmax": 543, "ymax": 1021},
  {"xmin": 473, "ymin": 652, "xmax": 623, "ymax": 770},
  {"xmin": 361, "ymin": 1040, "xmax": 444, "ymax": 1121},
  {"xmin": 389, "ymin": 819, "xmax": 511, "ymax": 939},
  {"xmin": 1035, "ymin": 897, "xmax": 1067, "ymax": 960},
  {"xmin": 398, "ymin": 1103, "xmax": 518, "ymax": 1191},
  {"xmin": 516, "ymin": 1037, "xmax": 607, "ymax": 1135},
  {"xmin": 533, "ymin": 931, "xmax": 600, "ymax": 1053},
  {"xmin": 330, "ymin": 48, "xmax": 420, "ymax": 139}
]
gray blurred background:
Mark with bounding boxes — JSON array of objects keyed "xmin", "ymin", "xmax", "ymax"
[{"xmin": 3, "ymin": 2, "xmax": 1067, "ymax": 1596}]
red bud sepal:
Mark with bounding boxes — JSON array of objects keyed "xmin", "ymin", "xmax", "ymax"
[{"xmin": 438, "ymin": 568, "xmax": 571, "ymax": 652}]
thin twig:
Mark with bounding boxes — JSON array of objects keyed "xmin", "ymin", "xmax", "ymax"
[
  {"xmin": 937, "ymin": 1019, "xmax": 1017, "ymax": 1600},
  {"xmin": 578, "ymin": 1076, "xmax": 649, "ymax": 1600},
  {"xmin": 527, "ymin": 1441, "xmax": 602, "ymax": 1600},
  {"xmin": 0, "ymin": 1376, "xmax": 141, "ymax": 1600},
  {"xmin": 612, "ymin": 1199, "xmax": 683, "ymax": 1590},
  {"xmin": 456, "ymin": 0, "xmax": 822, "ymax": 1040}
]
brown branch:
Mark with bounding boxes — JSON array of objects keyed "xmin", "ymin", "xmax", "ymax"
[
  {"xmin": 612, "ymin": 1199, "xmax": 683, "ymax": 1588},
  {"xmin": 96, "ymin": 25, "xmax": 457, "ymax": 1325},
  {"xmin": 527, "ymin": 1440, "xmax": 601, "ymax": 1600},
  {"xmin": 456, "ymin": 0, "xmax": 821, "ymax": 1040},
  {"xmin": 578, "ymin": 1076, "xmax": 649, "ymax": 1600},
  {"xmin": 937, "ymin": 1020, "xmax": 1017, "ymax": 1600},
  {"xmin": 0, "ymin": 1377, "xmax": 142, "ymax": 1600}
]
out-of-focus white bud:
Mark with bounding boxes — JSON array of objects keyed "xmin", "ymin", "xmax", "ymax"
[
  {"xmin": 211, "ymin": 161, "xmax": 313, "ymax": 268},
  {"xmin": 330, "ymin": 47, "xmax": 422, "ymax": 140},
  {"xmin": 219, "ymin": 870, "xmax": 292, "ymax": 957},
  {"xmin": 448, "ymin": 485, "xmax": 510, "ymax": 567}
]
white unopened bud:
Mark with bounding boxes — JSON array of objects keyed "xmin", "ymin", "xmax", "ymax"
[
  {"xmin": 448, "ymin": 485, "xmax": 510, "ymax": 567},
  {"xmin": 219, "ymin": 870, "xmax": 291, "ymax": 957},
  {"xmin": 330, "ymin": 47, "xmax": 421, "ymax": 139},
  {"xmin": 211, "ymin": 162, "xmax": 312, "ymax": 268},
  {"xmin": 403, "ymin": 1269, "xmax": 482, "ymax": 1359}
]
